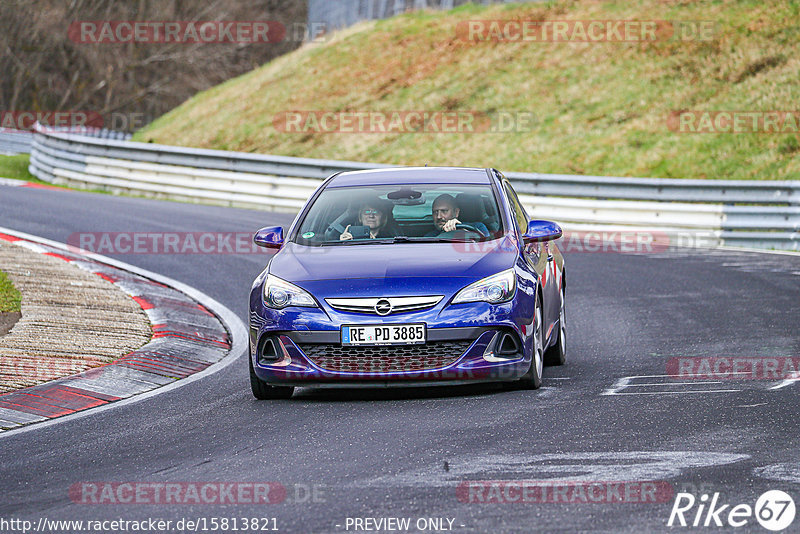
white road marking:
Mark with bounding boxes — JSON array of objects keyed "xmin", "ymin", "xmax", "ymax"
[
  {"xmin": 625, "ymin": 381, "xmax": 725, "ymax": 386},
  {"xmin": 754, "ymin": 463, "xmax": 800, "ymax": 484},
  {"xmin": 770, "ymin": 376, "xmax": 800, "ymax": 390},
  {"xmin": 608, "ymin": 390, "xmax": 740, "ymax": 395},
  {"xmin": 605, "ymin": 370, "xmax": 798, "ymax": 395},
  {"xmin": 601, "ymin": 374, "xmax": 742, "ymax": 396}
]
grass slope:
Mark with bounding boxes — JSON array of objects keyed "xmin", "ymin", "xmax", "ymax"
[
  {"xmin": 0, "ymin": 270, "xmax": 21, "ymax": 313},
  {"xmin": 0, "ymin": 154, "xmax": 36, "ymax": 182},
  {"xmin": 135, "ymin": 0, "xmax": 800, "ymax": 180}
]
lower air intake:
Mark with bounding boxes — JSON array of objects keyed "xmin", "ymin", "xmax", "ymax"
[{"xmin": 298, "ymin": 340, "xmax": 474, "ymax": 373}]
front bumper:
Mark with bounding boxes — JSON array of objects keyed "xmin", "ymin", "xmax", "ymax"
[
  {"xmin": 249, "ymin": 271, "xmax": 537, "ymax": 387},
  {"xmin": 250, "ymin": 326, "xmax": 531, "ymax": 387}
]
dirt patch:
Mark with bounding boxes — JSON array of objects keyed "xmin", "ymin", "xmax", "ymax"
[{"xmin": 0, "ymin": 311, "xmax": 21, "ymax": 336}]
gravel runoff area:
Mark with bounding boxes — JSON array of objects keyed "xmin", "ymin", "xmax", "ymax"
[{"xmin": 0, "ymin": 240, "xmax": 151, "ymax": 393}]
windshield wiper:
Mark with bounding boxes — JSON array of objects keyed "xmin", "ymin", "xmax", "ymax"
[
  {"xmin": 311, "ymin": 236, "xmax": 481, "ymax": 246},
  {"xmin": 400, "ymin": 236, "xmax": 479, "ymax": 243},
  {"xmin": 334, "ymin": 238, "xmax": 397, "ymax": 245}
]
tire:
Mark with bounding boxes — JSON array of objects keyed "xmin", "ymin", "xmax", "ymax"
[
  {"xmin": 518, "ymin": 293, "xmax": 543, "ymax": 390},
  {"xmin": 544, "ymin": 284, "xmax": 566, "ymax": 366},
  {"xmin": 249, "ymin": 355, "xmax": 294, "ymax": 400}
]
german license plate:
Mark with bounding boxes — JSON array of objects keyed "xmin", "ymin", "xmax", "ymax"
[{"xmin": 341, "ymin": 323, "xmax": 426, "ymax": 346}]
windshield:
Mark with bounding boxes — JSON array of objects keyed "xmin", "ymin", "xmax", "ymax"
[{"xmin": 293, "ymin": 183, "xmax": 504, "ymax": 246}]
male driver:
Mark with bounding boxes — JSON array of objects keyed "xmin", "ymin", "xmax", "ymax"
[{"xmin": 426, "ymin": 194, "xmax": 489, "ymax": 237}]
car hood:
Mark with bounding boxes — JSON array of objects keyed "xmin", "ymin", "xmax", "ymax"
[{"xmin": 268, "ymin": 238, "xmax": 517, "ymax": 283}]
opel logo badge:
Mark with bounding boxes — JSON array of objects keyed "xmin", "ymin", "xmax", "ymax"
[{"xmin": 375, "ymin": 299, "xmax": 393, "ymax": 316}]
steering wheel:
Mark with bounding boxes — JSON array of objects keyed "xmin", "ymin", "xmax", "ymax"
[
  {"xmin": 440, "ymin": 224, "xmax": 482, "ymax": 239},
  {"xmin": 454, "ymin": 223, "xmax": 480, "ymax": 234}
]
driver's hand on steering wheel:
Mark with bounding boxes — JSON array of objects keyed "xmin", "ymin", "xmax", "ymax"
[
  {"xmin": 339, "ymin": 224, "xmax": 353, "ymax": 241},
  {"xmin": 442, "ymin": 218, "xmax": 461, "ymax": 232}
]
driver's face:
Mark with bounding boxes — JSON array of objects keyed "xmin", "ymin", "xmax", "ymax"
[
  {"xmin": 360, "ymin": 206, "xmax": 384, "ymax": 229},
  {"xmin": 432, "ymin": 202, "xmax": 459, "ymax": 230}
]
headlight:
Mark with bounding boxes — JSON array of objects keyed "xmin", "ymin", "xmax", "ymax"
[
  {"xmin": 263, "ymin": 274, "xmax": 317, "ymax": 309},
  {"xmin": 452, "ymin": 269, "xmax": 516, "ymax": 304}
]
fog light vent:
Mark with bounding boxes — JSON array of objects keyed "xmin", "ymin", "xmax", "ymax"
[
  {"xmin": 497, "ymin": 333, "xmax": 520, "ymax": 357},
  {"xmin": 258, "ymin": 336, "xmax": 281, "ymax": 364}
]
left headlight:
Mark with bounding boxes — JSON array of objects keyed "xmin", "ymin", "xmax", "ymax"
[
  {"xmin": 452, "ymin": 268, "xmax": 516, "ymax": 304},
  {"xmin": 263, "ymin": 274, "xmax": 317, "ymax": 309}
]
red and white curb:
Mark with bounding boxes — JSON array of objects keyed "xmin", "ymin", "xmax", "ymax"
[
  {"xmin": 0, "ymin": 227, "xmax": 246, "ymax": 434},
  {"xmin": 0, "ymin": 177, "xmax": 62, "ymax": 190}
]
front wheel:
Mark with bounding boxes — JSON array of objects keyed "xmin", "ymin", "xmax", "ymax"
[
  {"xmin": 544, "ymin": 284, "xmax": 566, "ymax": 366},
  {"xmin": 249, "ymin": 355, "xmax": 294, "ymax": 400},
  {"xmin": 518, "ymin": 293, "xmax": 543, "ymax": 390}
]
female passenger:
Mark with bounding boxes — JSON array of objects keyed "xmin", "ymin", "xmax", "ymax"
[{"xmin": 339, "ymin": 199, "xmax": 397, "ymax": 240}]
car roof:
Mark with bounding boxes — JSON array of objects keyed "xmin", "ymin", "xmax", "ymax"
[{"xmin": 326, "ymin": 167, "xmax": 493, "ymax": 187}]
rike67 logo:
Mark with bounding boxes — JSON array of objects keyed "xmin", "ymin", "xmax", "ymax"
[{"xmin": 667, "ymin": 490, "xmax": 795, "ymax": 531}]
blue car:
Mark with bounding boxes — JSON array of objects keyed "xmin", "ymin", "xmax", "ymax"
[{"xmin": 248, "ymin": 167, "xmax": 565, "ymax": 399}]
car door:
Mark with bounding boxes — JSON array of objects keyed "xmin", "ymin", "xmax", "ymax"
[{"xmin": 502, "ymin": 180, "xmax": 558, "ymax": 344}]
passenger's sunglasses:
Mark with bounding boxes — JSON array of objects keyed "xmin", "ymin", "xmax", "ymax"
[{"xmin": 361, "ymin": 209, "xmax": 381, "ymax": 216}]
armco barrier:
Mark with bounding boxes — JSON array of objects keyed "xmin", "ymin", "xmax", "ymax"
[
  {"xmin": 1, "ymin": 127, "xmax": 131, "ymax": 156},
  {"xmin": 27, "ymin": 124, "xmax": 800, "ymax": 250},
  {"xmin": 0, "ymin": 129, "xmax": 33, "ymax": 155}
]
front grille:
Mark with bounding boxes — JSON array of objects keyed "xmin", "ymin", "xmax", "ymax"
[
  {"xmin": 325, "ymin": 296, "xmax": 443, "ymax": 315},
  {"xmin": 298, "ymin": 340, "xmax": 474, "ymax": 373}
]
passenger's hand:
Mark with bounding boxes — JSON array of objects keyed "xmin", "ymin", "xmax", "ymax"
[
  {"xmin": 442, "ymin": 218, "xmax": 461, "ymax": 232},
  {"xmin": 340, "ymin": 225, "xmax": 353, "ymax": 241}
]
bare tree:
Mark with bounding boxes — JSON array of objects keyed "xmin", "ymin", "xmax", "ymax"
[{"xmin": 0, "ymin": 0, "xmax": 307, "ymax": 131}]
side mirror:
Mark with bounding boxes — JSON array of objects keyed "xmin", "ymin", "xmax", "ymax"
[
  {"xmin": 523, "ymin": 220, "xmax": 562, "ymax": 243},
  {"xmin": 253, "ymin": 226, "xmax": 284, "ymax": 249}
]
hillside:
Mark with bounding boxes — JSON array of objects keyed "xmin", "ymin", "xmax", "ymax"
[{"xmin": 135, "ymin": 0, "xmax": 800, "ymax": 180}]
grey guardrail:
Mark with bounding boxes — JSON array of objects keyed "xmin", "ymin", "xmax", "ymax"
[
  {"xmin": 27, "ymin": 124, "xmax": 800, "ymax": 250},
  {"xmin": 506, "ymin": 171, "xmax": 800, "ymax": 205},
  {"xmin": 1, "ymin": 127, "xmax": 132, "ymax": 156},
  {"xmin": 0, "ymin": 129, "xmax": 33, "ymax": 155}
]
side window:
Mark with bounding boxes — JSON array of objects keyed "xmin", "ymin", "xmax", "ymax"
[{"xmin": 503, "ymin": 182, "xmax": 529, "ymax": 234}]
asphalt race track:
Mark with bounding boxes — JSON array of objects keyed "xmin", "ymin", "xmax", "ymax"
[{"xmin": 1, "ymin": 185, "xmax": 799, "ymax": 533}]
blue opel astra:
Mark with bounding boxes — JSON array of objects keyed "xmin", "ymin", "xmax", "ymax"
[{"xmin": 248, "ymin": 167, "xmax": 565, "ymax": 398}]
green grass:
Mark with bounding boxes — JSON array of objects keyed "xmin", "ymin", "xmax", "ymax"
[
  {"xmin": 0, "ymin": 270, "xmax": 21, "ymax": 313},
  {"xmin": 135, "ymin": 0, "xmax": 800, "ymax": 180},
  {"xmin": 0, "ymin": 154, "xmax": 36, "ymax": 182},
  {"xmin": 0, "ymin": 154, "xmax": 108, "ymax": 192}
]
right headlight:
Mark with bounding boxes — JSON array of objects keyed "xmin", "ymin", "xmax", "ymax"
[
  {"xmin": 263, "ymin": 274, "xmax": 317, "ymax": 309},
  {"xmin": 452, "ymin": 268, "xmax": 516, "ymax": 304}
]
